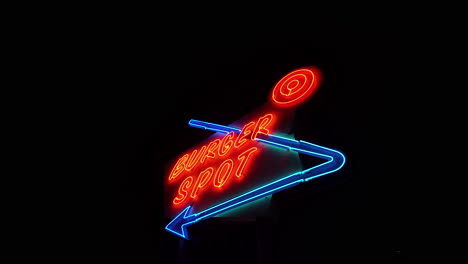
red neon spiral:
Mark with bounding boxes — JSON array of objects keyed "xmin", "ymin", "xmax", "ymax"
[{"xmin": 270, "ymin": 67, "xmax": 322, "ymax": 108}]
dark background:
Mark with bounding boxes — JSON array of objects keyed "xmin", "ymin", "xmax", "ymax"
[{"xmin": 3, "ymin": 17, "xmax": 467, "ymax": 262}]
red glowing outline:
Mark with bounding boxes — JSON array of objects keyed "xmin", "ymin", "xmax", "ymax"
[
  {"xmin": 235, "ymin": 147, "xmax": 258, "ymax": 178},
  {"xmin": 218, "ymin": 131, "xmax": 235, "ymax": 156},
  {"xmin": 252, "ymin": 114, "xmax": 273, "ymax": 140},
  {"xmin": 197, "ymin": 145, "xmax": 208, "ymax": 164},
  {"xmin": 234, "ymin": 121, "xmax": 255, "ymax": 148},
  {"xmin": 173, "ymin": 176, "xmax": 194, "ymax": 205},
  {"xmin": 201, "ymin": 139, "xmax": 220, "ymax": 163},
  {"xmin": 214, "ymin": 159, "xmax": 234, "ymax": 188},
  {"xmin": 270, "ymin": 67, "xmax": 322, "ymax": 108},
  {"xmin": 185, "ymin": 147, "xmax": 205, "ymax": 171},
  {"xmin": 169, "ymin": 154, "xmax": 188, "ymax": 181},
  {"xmin": 190, "ymin": 167, "xmax": 214, "ymax": 199},
  {"xmin": 279, "ymin": 74, "xmax": 307, "ymax": 96}
]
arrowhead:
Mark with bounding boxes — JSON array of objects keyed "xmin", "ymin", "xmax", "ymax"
[{"xmin": 165, "ymin": 206, "xmax": 195, "ymax": 240}]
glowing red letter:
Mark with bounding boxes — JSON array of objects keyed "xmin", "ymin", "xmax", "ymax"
[
  {"xmin": 236, "ymin": 147, "xmax": 258, "ymax": 178},
  {"xmin": 173, "ymin": 176, "xmax": 194, "ymax": 205},
  {"xmin": 169, "ymin": 154, "xmax": 188, "ymax": 181},
  {"xmin": 252, "ymin": 114, "xmax": 273, "ymax": 139},
  {"xmin": 234, "ymin": 121, "xmax": 255, "ymax": 148},
  {"xmin": 185, "ymin": 146, "xmax": 207, "ymax": 171},
  {"xmin": 214, "ymin": 159, "xmax": 234, "ymax": 188},
  {"xmin": 201, "ymin": 139, "xmax": 220, "ymax": 163},
  {"xmin": 218, "ymin": 131, "xmax": 235, "ymax": 156},
  {"xmin": 190, "ymin": 167, "xmax": 214, "ymax": 199}
]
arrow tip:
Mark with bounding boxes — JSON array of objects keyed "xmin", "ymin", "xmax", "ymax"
[{"xmin": 165, "ymin": 205, "xmax": 194, "ymax": 240}]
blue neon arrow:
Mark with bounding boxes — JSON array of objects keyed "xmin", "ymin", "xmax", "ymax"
[{"xmin": 165, "ymin": 120, "xmax": 346, "ymax": 239}]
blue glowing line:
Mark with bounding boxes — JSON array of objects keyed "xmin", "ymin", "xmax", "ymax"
[
  {"xmin": 194, "ymin": 172, "xmax": 303, "ymax": 221},
  {"xmin": 297, "ymin": 140, "xmax": 346, "ymax": 181},
  {"xmin": 165, "ymin": 174, "xmax": 303, "ymax": 240},
  {"xmin": 198, "ymin": 180, "xmax": 302, "ymax": 221},
  {"xmin": 165, "ymin": 119, "xmax": 346, "ymax": 240},
  {"xmin": 165, "ymin": 205, "xmax": 196, "ymax": 239},
  {"xmin": 189, "ymin": 119, "xmax": 241, "ymax": 134}
]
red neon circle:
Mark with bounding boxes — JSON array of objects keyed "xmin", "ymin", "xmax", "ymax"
[{"xmin": 270, "ymin": 67, "xmax": 322, "ymax": 108}]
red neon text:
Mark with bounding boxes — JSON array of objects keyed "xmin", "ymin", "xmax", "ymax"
[
  {"xmin": 173, "ymin": 147, "xmax": 259, "ymax": 204},
  {"xmin": 168, "ymin": 113, "xmax": 274, "ymax": 182},
  {"xmin": 235, "ymin": 147, "xmax": 257, "ymax": 178},
  {"xmin": 168, "ymin": 114, "xmax": 275, "ymax": 206}
]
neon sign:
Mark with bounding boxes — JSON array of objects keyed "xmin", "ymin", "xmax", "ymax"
[{"xmin": 164, "ymin": 66, "xmax": 345, "ymax": 239}]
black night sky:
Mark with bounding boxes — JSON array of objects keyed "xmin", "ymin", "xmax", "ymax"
[{"xmin": 3, "ymin": 18, "xmax": 467, "ymax": 262}]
